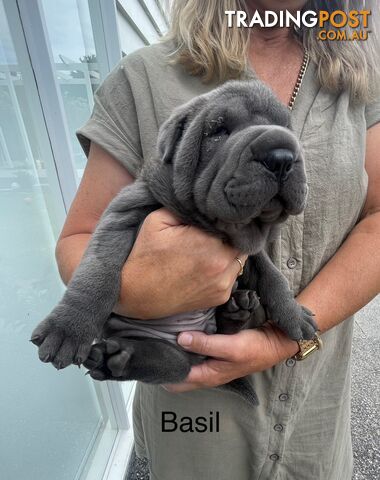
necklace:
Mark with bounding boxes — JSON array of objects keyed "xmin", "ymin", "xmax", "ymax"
[{"xmin": 288, "ymin": 48, "xmax": 310, "ymax": 111}]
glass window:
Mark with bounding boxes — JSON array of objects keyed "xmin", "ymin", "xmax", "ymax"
[
  {"xmin": 0, "ymin": 2, "xmax": 116, "ymax": 479},
  {"xmin": 41, "ymin": 0, "xmax": 109, "ymax": 177}
]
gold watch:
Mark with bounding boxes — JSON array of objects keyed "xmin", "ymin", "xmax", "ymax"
[{"xmin": 293, "ymin": 330, "xmax": 323, "ymax": 361}]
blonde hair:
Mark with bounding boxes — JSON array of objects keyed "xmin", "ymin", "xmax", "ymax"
[{"xmin": 162, "ymin": 0, "xmax": 380, "ymax": 103}]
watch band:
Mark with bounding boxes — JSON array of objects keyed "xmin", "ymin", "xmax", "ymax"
[{"xmin": 293, "ymin": 330, "xmax": 323, "ymax": 361}]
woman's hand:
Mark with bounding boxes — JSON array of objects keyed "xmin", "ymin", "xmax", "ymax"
[
  {"xmin": 113, "ymin": 208, "xmax": 247, "ymax": 319},
  {"xmin": 162, "ymin": 324, "xmax": 299, "ymax": 393}
]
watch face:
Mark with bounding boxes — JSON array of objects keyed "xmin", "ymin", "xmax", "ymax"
[{"xmin": 295, "ymin": 335, "xmax": 322, "ymax": 360}]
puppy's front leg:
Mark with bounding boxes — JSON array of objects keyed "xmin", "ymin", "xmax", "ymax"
[
  {"xmin": 30, "ymin": 180, "xmax": 159, "ymax": 369},
  {"xmin": 251, "ymin": 251, "xmax": 317, "ymax": 340}
]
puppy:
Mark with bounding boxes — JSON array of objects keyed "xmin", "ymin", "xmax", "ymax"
[{"xmin": 30, "ymin": 80, "xmax": 317, "ymax": 406}]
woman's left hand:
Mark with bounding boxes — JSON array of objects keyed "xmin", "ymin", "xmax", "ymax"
[{"xmin": 162, "ymin": 325, "xmax": 299, "ymax": 393}]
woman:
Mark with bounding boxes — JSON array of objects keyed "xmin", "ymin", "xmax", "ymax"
[{"xmin": 62, "ymin": 1, "xmax": 380, "ymax": 478}]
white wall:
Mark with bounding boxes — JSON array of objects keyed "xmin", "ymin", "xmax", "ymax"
[{"xmin": 116, "ymin": 0, "xmax": 168, "ymax": 55}]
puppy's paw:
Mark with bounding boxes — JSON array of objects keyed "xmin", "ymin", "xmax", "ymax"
[
  {"xmin": 82, "ymin": 341, "xmax": 107, "ymax": 370},
  {"xmin": 271, "ymin": 302, "xmax": 317, "ymax": 341},
  {"xmin": 228, "ymin": 289, "xmax": 260, "ymax": 313},
  {"xmin": 85, "ymin": 337, "xmax": 193, "ymax": 384},
  {"xmin": 217, "ymin": 289, "xmax": 265, "ymax": 333},
  {"xmin": 83, "ymin": 338, "xmax": 133, "ymax": 381},
  {"xmin": 30, "ymin": 305, "xmax": 99, "ymax": 369}
]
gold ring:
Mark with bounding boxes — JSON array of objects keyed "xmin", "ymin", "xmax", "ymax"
[{"xmin": 235, "ymin": 257, "xmax": 244, "ymax": 276}]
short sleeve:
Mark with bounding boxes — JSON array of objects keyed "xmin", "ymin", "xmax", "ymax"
[
  {"xmin": 364, "ymin": 95, "xmax": 380, "ymax": 129},
  {"xmin": 76, "ymin": 59, "xmax": 143, "ymax": 177}
]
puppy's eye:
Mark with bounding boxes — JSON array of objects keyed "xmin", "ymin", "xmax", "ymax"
[
  {"xmin": 204, "ymin": 117, "xmax": 229, "ymax": 138},
  {"xmin": 211, "ymin": 125, "xmax": 229, "ymax": 137}
]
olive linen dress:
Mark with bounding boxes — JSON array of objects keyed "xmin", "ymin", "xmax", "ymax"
[{"xmin": 76, "ymin": 40, "xmax": 380, "ymax": 480}]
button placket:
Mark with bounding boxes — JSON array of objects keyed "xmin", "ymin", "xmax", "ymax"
[
  {"xmin": 256, "ymin": 69, "xmax": 316, "ymax": 480},
  {"xmin": 280, "ymin": 213, "xmax": 305, "ymax": 294},
  {"xmin": 263, "ymin": 362, "xmax": 298, "ymax": 479},
  {"xmin": 291, "ymin": 213, "xmax": 305, "ymax": 294},
  {"xmin": 262, "ymin": 201, "xmax": 305, "ymax": 479}
]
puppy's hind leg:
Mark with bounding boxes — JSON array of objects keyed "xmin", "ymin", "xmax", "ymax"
[
  {"xmin": 84, "ymin": 337, "xmax": 195, "ymax": 384},
  {"xmin": 86, "ymin": 338, "xmax": 260, "ymax": 406},
  {"xmin": 216, "ymin": 288, "xmax": 266, "ymax": 334}
]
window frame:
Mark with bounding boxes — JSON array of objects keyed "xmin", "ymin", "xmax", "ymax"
[{"xmin": 4, "ymin": 0, "xmax": 133, "ymax": 478}]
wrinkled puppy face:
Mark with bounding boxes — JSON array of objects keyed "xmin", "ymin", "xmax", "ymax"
[{"xmin": 155, "ymin": 80, "xmax": 308, "ymax": 253}]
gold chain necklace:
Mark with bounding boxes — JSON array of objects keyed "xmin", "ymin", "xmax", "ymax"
[{"xmin": 288, "ymin": 48, "xmax": 310, "ymax": 111}]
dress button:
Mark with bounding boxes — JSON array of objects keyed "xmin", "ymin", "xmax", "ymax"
[
  {"xmin": 274, "ymin": 424, "xmax": 284, "ymax": 432},
  {"xmin": 287, "ymin": 257, "xmax": 297, "ymax": 269},
  {"xmin": 279, "ymin": 393, "xmax": 289, "ymax": 401},
  {"xmin": 270, "ymin": 454, "xmax": 280, "ymax": 461},
  {"xmin": 286, "ymin": 358, "xmax": 296, "ymax": 367}
]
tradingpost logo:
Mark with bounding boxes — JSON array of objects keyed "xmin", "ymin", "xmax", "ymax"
[{"xmin": 225, "ymin": 9, "xmax": 372, "ymax": 41}]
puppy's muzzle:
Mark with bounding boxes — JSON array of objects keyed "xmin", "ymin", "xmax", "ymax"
[{"xmin": 254, "ymin": 147, "xmax": 294, "ymax": 182}]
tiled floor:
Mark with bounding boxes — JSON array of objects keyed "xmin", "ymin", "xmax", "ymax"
[{"xmin": 126, "ymin": 296, "xmax": 380, "ymax": 480}]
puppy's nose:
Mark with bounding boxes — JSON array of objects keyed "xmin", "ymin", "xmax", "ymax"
[{"xmin": 262, "ymin": 149, "xmax": 294, "ymax": 181}]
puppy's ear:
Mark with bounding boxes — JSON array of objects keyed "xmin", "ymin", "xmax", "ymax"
[{"xmin": 157, "ymin": 109, "xmax": 188, "ymax": 164}]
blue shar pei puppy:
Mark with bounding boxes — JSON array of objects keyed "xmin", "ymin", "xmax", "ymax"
[{"xmin": 30, "ymin": 80, "xmax": 317, "ymax": 405}]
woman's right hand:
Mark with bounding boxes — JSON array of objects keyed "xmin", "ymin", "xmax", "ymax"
[{"xmin": 114, "ymin": 208, "xmax": 247, "ymax": 319}]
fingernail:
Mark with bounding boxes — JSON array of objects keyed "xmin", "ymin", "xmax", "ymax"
[{"xmin": 178, "ymin": 333, "xmax": 192, "ymax": 347}]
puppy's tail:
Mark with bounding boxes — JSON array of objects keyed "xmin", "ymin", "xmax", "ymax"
[{"xmin": 218, "ymin": 377, "xmax": 259, "ymax": 407}]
